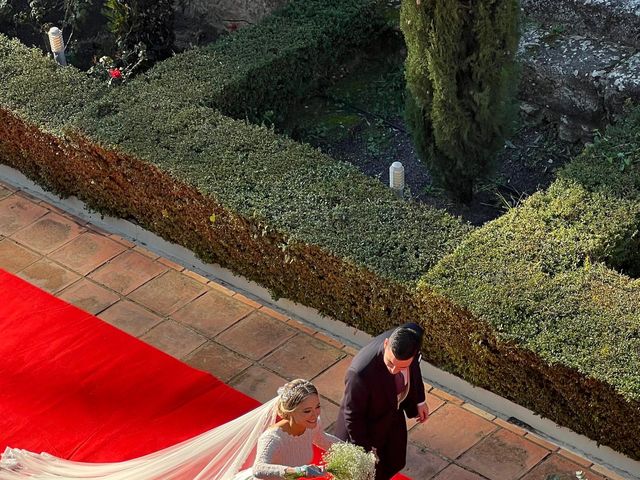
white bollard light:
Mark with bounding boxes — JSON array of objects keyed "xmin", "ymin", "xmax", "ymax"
[
  {"xmin": 48, "ymin": 27, "xmax": 67, "ymax": 66},
  {"xmin": 389, "ymin": 161, "xmax": 405, "ymax": 197}
]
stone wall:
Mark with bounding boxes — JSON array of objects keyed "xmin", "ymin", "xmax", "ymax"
[
  {"xmin": 211, "ymin": 0, "xmax": 290, "ymax": 24},
  {"xmin": 520, "ymin": 0, "xmax": 640, "ymax": 142},
  {"xmin": 174, "ymin": 0, "xmax": 290, "ymax": 49}
]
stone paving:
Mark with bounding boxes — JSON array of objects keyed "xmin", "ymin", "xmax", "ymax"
[{"xmin": 0, "ymin": 180, "xmax": 630, "ymax": 480}]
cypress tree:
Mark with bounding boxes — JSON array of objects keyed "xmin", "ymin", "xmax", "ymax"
[{"xmin": 401, "ymin": 0, "xmax": 520, "ymax": 203}]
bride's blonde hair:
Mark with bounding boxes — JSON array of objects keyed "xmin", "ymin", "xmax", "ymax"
[{"xmin": 277, "ymin": 379, "xmax": 318, "ymax": 419}]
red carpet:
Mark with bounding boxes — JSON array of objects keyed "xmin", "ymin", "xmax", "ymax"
[
  {"xmin": 0, "ymin": 268, "xmax": 409, "ymax": 479},
  {"xmin": 0, "ymin": 268, "xmax": 258, "ymax": 462}
]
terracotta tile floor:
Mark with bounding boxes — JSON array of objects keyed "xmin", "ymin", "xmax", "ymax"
[{"xmin": 0, "ymin": 183, "xmax": 630, "ymax": 480}]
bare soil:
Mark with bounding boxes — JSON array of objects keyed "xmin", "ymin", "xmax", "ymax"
[
  {"xmin": 282, "ymin": 30, "xmax": 582, "ymax": 226},
  {"xmin": 308, "ymin": 114, "xmax": 579, "ymax": 225}
]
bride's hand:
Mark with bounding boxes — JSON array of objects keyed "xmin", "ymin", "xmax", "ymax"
[
  {"xmin": 370, "ymin": 447, "xmax": 379, "ymax": 463},
  {"xmin": 291, "ymin": 464, "xmax": 324, "ymax": 477}
]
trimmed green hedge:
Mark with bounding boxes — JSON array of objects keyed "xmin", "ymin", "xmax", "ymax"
[
  {"xmin": 0, "ymin": 37, "xmax": 104, "ymax": 131},
  {"xmin": 426, "ymin": 180, "xmax": 640, "ymax": 392},
  {"xmin": 0, "ymin": 32, "xmax": 469, "ymax": 284},
  {"xmin": 76, "ymin": 85, "xmax": 468, "ymax": 283},
  {"xmin": 139, "ymin": 0, "xmax": 385, "ymax": 123},
  {"xmin": 423, "ymin": 181, "xmax": 640, "ymax": 457}
]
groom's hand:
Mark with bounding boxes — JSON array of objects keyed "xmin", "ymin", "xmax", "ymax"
[{"xmin": 416, "ymin": 403, "xmax": 429, "ymax": 423}]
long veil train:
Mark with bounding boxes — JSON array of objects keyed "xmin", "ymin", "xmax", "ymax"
[{"xmin": 0, "ymin": 397, "xmax": 278, "ymax": 480}]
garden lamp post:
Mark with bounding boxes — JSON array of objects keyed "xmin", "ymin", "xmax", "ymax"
[
  {"xmin": 389, "ymin": 161, "xmax": 405, "ymax": 198},
  {"xmin": 48, "ymin": 27, "xmax": 67, "ymax": 66}
]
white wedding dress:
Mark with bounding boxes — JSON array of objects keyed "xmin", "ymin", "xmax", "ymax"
[{"xmin": 0, "ymin": 397, "xmax": 279, "ymax": 480}]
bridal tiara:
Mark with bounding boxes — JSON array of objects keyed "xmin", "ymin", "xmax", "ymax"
[{"xmin": 277, "ymin": 380, "xmax": 317, "ymax": 407}]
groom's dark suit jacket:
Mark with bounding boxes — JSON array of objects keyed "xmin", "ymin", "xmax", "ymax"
[{"xmin": 334, "ymin": 325, "xmax": 426, "ymax": 480}]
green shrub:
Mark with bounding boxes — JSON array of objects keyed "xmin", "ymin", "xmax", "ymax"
[
  {"xmin": 0, "ymin": 36, "xmax": 104, "ymax": 130},
  {"xmin": 423, "ymin": 181, "xmax": 640, "ymax": 457},
  {"xmin": 76, "ymin": 84, "xmax": 470, "ymax": 283},
  {"xmin": 401, "ymin": 0, "xmax": 520, "ymax": 202},
  {"xmin": 139, "ymin": 0, "xmax": 385, "ymax": 123},
  {"xmin": 426, "ymin": 180, "xmax": 640, "ymax": 345},
  {"xmin": 559, "ymin": 105, "xmax": 640, "ymax": 275}
]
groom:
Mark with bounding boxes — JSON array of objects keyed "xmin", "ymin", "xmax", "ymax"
[{"xmin": 334, "ymin": 323, "xmax": 429, "ymax": 480}]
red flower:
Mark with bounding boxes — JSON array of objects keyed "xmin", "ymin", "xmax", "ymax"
[
  {"xmin": 109, "ymin": 68, "xmax": 122, "ymax": 80},
  {"xmin": 227, "ymin": 22, "xmax": 239, "ymax": 32}
]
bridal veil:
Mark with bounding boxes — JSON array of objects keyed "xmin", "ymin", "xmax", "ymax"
[{"xmin": 0, "ymin": 397, "xmax": 278, "ymax": 479}]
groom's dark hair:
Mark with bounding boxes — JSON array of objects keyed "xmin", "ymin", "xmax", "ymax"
[{"xmin": 389, "ymin": 323, "xmax": 424, "ymax": 360}]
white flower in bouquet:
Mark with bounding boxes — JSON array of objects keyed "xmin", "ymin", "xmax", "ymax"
[{"xmin": 322, "ymin": 442, "xmax": 376, "ymax": 480}]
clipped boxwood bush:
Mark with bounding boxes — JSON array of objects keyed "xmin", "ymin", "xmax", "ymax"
[
  {"xmin": 424, "ymin": 180, "xmax": 640, "ymax": 459},
  {"xmin": 0, "ymin": 37, "xmax": 104, "ymax": 130},
  {"xmin": 138, "ymin": 0, "xmax": 385, "ymax": 123},
  {"xmin": 76, "ymin": 84, "xmax": 469, "ymax": 285},
  {"xmin": 0, "ymin": 36, "xmax": 106, "ymax": 189}
]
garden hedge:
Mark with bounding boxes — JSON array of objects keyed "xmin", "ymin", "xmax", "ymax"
[
  {"xmin": 423, "ymin": 180, "xmax": 640, "ymax": 457},
  {"xmin": 0, "ymin": 33, "xmax": 469, "ymax": 329},
  {"xmin": 419, "ymin": 108, "xmax": 640, "ymax": 459},
  {"xmin": 139, "ymin": 0, "xmax": 385, "ymax": 123},
  {"xmin": 559, "ymin": 107, "xmax": 640, "ymax": 275}
]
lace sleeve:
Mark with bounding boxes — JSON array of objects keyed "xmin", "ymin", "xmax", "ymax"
[
  {"xmin": 252, "ymin": 431, "xmax": 288, "ymax": 479},
  {"xmin": 312, "ymin": 418, "xmax": 340, "ymax": 451}
]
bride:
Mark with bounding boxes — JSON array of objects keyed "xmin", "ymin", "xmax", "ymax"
[{"xmin": 0, "ymin": 379, "xmax": 337, "ymax": 480}]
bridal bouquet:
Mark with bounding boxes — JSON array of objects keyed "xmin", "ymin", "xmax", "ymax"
[{"xmin": 322, "ymin": 442, "xmax": 376, "ymax": 480}]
